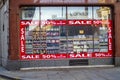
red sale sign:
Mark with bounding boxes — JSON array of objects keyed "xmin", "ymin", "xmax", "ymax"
[
  {"xmin": 20, "ymin": 20, "xmax": 110, "ymax": 26},
  {"xmin": 20, "ymin": 20, "xmax": 113, "ymax": 60}
]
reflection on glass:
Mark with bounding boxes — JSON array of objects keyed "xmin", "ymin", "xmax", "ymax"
[
  {"xmin": 41, "ymin": 7, "xmax": 66, "ymax": 20},
  {"xmin": 67, "ymin": 7, "xmax": 92, "ymax": 20},
  {"xmin": 21, "ymin": 7, "xmax": 40, "ymax": 20},
  {"xmin": 94, "ymin": 7, "xmax": 111, "ymax": 20}
]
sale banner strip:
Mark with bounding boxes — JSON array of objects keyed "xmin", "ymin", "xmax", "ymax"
[
  {"xmin": 108, "ymin": 20, "xmax": 112, "ymax": 54},
  {"xmin": 20, "ymin": 53, "xmax": 113, "ymax": 60},
  {"xmin": 20, "ymin": 20, "xmax": 111, "ymax": 26},
  {"xmin": 20, "ymin": 25, "xmax": 25, "ymax": 60}
]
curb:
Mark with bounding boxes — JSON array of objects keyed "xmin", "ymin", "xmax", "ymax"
[
  {"xmin": 0, "ymin": 74, "xmax": 21, "ymax": 80},
  {"xmin": 21, "ymin": 65, "xmax": 114, "ymax": 70}
]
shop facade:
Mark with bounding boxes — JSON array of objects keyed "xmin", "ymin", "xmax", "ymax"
[{"xmin": 1, "ymin": 0, "xmax": 120, "ymax": 70}]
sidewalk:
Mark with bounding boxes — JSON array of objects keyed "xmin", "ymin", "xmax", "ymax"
[
  {"xmin": 0, "ymin": 67, "xmax": 21, "ymax": 80},
  {"xmin": 0, "ymin": 66, "xmax": 120, "ymax": 80}
]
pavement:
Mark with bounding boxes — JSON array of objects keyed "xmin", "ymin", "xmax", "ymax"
[{"xmin": 0, "ymin": 66, "xmax": 120, "ymax": 80}]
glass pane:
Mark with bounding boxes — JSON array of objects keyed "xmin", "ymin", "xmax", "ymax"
[
  {"xmin": 93, "ymin": 25, "xmax": 109, "ymax": 52},
  {"xmin": 99, "ymin": 26, "xmax": 108, "ymax": 52},
  {"xmin": 93, "ymin": 7, "xmax": 111, "ymax": 20},
  {"xmin": 21, "ymin": 7, "xmax": 40, "ymax": 54},
  {"xmin": 67, "ymin": 7, "xmax": 92, "ymax": 20},
  {"xmin": 25, "ymin": 25, "xmax": 41, "ymax": 54},
  {"xmin": 41, "ymin": 7, "xmax": 66, "ymax": 20},
  {"xmin": 21, "ymin": 7, "xmax": 40, "ymax": 20},
  {"xmin": 40, "ymin": 7, "xmax": 66, "ymax": 54},
  {"xmin": 93, "ymin": 7, "xmax": 112, "ymax": 52},
  {"xmin": 60, "ymin": 26, "xmax": 68, "ymax": 53},
  {"xmin": 62, "ymin": 26, "xmax": 94, "ymax": 53},
  {"xmin": 45, "ymin": 25, "xmax": 60, "ymax": 54},
  {"xmin": 93, "ymin": 27, "xmax": 100, "ymax": 52}
]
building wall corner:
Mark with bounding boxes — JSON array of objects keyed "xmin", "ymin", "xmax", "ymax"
[
  {"xmin": 5, "ymin": 60, "xmax": 21, "ymax": 70},
  {"xmin": 115, "ymin": 57, "xmax": 120, "ymax": 66}
]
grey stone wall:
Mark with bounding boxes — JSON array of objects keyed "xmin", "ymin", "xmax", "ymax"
[
  {"xmin": 89, "ymin": 58, "xmax": 114, "ymax": 65},
  {"xmin": 6, "ymin": 58, "xmax": 114, "ymax": 70},
  {"xmin": 0, "ymin": 0, "xmax": 9, "ymax": 67},
  {"xmin": 115, "ymin": 57, "xmax": 120, "ymax": 66}
]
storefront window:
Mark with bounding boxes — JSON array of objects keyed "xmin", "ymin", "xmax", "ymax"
[{"xmin": 20, "ymin": 6, "xmax": 113, "ymax": 60}]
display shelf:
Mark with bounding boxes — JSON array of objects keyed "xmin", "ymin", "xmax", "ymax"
[
  {"xmin": 24, "ymin": 23, "xmax": 110, "ymax": 54},
  {"xmin": 47, "ymin": 49, "xmax": 59, "ymax": 54},
  {"xmin": 60, "ymin": 38, "xmax": 99, "ymax": 41},
  {"xmin": 99, "ymin": 48, "xmax": 108, "ymax": 52}
]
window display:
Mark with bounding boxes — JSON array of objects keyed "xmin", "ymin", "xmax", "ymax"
[{"xmin": 20, "ymin": 6, "xmax": 113, "ymax": 60}]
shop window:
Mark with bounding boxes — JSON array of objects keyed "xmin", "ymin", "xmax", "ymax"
[{"xmin": 20, "ymin": 6, "xmax": 113, "ymax": 60}]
